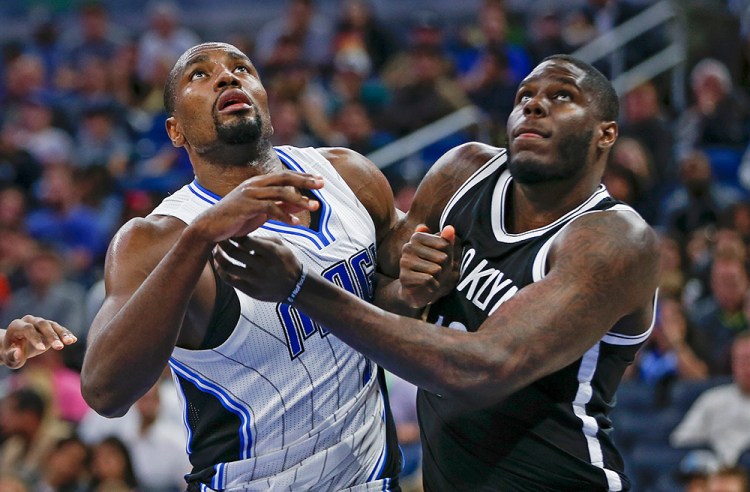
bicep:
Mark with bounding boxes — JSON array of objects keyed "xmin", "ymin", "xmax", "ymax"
[{"xmin": 478, "ymin": 211, "xmax": 660, "ymax": 388}]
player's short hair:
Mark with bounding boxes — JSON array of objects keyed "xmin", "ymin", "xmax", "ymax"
[{"xmin": 542, "ymin": 54, "xmax": 619, "ymax": 122}]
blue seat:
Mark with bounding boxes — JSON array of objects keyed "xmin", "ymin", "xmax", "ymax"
[
  {"xmin": 703, "ymin": 145, "xmax": 744, "ymax": 185},
  {"xmin": 629, "ymin": 444, "xmax": 688, "ymax": 491},
  {"xmin": 668, "ymin": 376, "xmax": 732, "ymax": 414}
]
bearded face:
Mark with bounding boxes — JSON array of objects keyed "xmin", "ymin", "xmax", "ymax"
[{"xmin": 509, "ymin": 129, "xmax": 593, "ymax": 185}]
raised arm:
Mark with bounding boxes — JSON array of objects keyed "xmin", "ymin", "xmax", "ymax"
[
  {"xmin": 214, "ymin": 208, "xmax": 659, "ymax": 406},
  {"xmin": 81, "ymin": 171, "xmax": 323, "ymax": 417}
]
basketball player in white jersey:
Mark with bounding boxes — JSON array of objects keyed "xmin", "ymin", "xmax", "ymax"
[
  {"xmin": 213, "ymin": 55, "xmax": 661, "ymax": 490},
  {"xmin": 1, "ymin": 316, "xmax": 76, "ymax": 369},
  {"xmin": 81, "ymin": 43, "xmax": 402, "ymax": 491}
]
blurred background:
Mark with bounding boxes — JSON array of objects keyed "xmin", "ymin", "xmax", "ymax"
[{"xmin": 0, "ymin": 0, "xmax": 749, "ymax": 491}]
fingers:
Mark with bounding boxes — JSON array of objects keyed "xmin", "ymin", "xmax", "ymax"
[
  {"xmin": 439, "ymin": 225, "xmax": 456, "ymax": 245},
  {"xmin": 242, "ymin": 172, "xmax": 323, "ymax": 211},
  {"xmin": 3, "ymin": 316, "xmax": 78, "ymax": 369}
]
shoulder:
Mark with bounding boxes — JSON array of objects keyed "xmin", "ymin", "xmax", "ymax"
[
  {"xmin": 316, "ymin": 146, "xmax": 397, "ymax": 242},
  {"xmin": 407, "ymin": 142, "xmax": 505, "ymax": 230},
  {"xmin": 554, "ymin": 209, "xmax": 658, "ymax": 266},
  {"xmin": 550, "ymin": 209, "xmax": 659, "ymax": 304},
  {"xmin": 106, "ymin": 215, "xmax": 187, "ymax": 273}
]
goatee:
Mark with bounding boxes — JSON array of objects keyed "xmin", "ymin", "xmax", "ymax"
[
  {"xmin": 509, "ymin": 130, "xmax": 592, "ymax": 184},
  {"xmin": 214, "ymin": 112, "xmax": 262, "ymax": 145}
]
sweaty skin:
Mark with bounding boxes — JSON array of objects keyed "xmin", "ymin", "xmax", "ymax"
[
  {"xmin": 213, "ymin": 57, "xmax": 660, "ymax": 407},
  {"xmin": 80, "ymin": 43, "xmax": 398, "ymax": 417}
]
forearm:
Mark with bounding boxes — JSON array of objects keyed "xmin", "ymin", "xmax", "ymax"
[
  {"xmin": 372, "ymin": 274, "xmax": 424, "ymax": 318},
  {"xmin": 294, "ymin": 272, "xmax": 509, "ymax": 401},
  {"xmin": 81, "ymin": 228, "xmax": 213, "ymax": 416}
]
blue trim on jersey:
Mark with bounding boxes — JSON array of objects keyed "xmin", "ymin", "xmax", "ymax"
[
  {"xmin": 169, "ymin": 358, "xmax": 254, "ymax": 462},
  {"xmin": 170, "ymin": 368, "xmax": 195, "ymax": 455},
  {"xmin": 274, "ymin": 147, "xmax": 335, "ymax": 246},
  {"xmin": 186, "ymin": 148, "xmax": 337, "ymax": 250},
  {"xmin": 211, "ymin": 462, "xmax": 226, "ymax": 490},
  {"xmin": 367, "ymin": 396, "xmax": 389, "ymax": 481},
  {"xmin": 190, "ymin": 180, "xmax": 222, "ymax": 202}
]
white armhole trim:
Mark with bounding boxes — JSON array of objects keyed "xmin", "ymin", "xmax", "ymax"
[{"xmin": 439, "ymin": 150, "xmax": 507, "ymax": 230}]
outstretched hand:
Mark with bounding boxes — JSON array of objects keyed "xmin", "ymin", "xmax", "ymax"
[
  {"xmin": 1, "ymin": 315, "xmax": 77, "ymax": 369},
  {"xmin": 191, "ymin": 171, "xmax": 324, "ymax": 245},
  {"xmin": 213, "ymin": 235, "xmax": 303, "ymax": 304},
  {"xmin": 399, "ymin": 224, "xmax": 461, "ymax": 308}
]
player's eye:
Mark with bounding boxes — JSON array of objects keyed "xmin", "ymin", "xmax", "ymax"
[{"xmin": 190, "ymin": 70, "xmax": 206, "ymax": 81}]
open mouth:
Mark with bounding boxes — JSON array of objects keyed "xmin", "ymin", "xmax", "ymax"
[{"xmin": 218, "ymin": 90, "xmax": 252, "ymax": 112}]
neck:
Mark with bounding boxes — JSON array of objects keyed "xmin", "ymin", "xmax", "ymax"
[
  {"xmin": 192, "ymin": 143, "xmax": 283, "ymax": 197},
  {"xmin": 507, "ymin": 178, "xmax": 600, "ymax": 233}
]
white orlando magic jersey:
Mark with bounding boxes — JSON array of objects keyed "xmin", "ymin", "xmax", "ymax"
[{"xmin": 149, "ymin": 146, "xmax": 399, "ymax": 491}]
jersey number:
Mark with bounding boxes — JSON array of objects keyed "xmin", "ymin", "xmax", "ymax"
[{"xmin": 277, "ymin": 246, "xmax": 375, "ymax": 360}]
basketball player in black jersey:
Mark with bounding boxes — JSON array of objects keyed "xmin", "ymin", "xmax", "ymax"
[
  {"xmin": 1, "ymin": 316, "xmax": 76, "ymax": 369},
  {"xmin": 215, "ymin": 54, "xmax": 660, "ymax": 490}
]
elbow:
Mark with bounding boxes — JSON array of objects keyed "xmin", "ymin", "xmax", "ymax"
[{"xmin": 81, "ymin": 376, "xmax": 131, "ymax": 418}]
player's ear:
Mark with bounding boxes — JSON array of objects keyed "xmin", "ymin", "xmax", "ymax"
[
  {"xmin": 597, "ymin": 121, "xmax": 618, "ymax": 150},
  {"xmin": 165, "ymin": 116, "xmax": 185, "ymax": 147}
]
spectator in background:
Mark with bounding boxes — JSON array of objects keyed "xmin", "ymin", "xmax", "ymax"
[
  {"xmin": 619, "ymin": 80, "xmax": 675, "ymax": 193},
  {"xmin": 675, "ymin": 58, "xmax": 750, "ymax": 162},
  {"xmin": 661, "ymin": 150, "xmax": 744, "ymax": 241},
  {"xmin": 255, "ymin": 0, "xmax": 333, "ymax": 70},
  {"xmin": 87, "ymin": 437, "xmax": 139, "ymax": 492},
  {"xmin": 78, "ymin": 383, "xmax": 189, "ymax": 492},
  {"xmin": 675, "ymin": 450, "xmax": 721, "ymax": 492},
  {"xmin": 1, "ymin": 54, "xmax": 47, "ymax": 126},
  {"xmin": 707, "ymin": 466, "xmax": 749, "ymax": 492},
  {"xmin": 378, "ymin": 42, "xmax": 469, "ymax": 137},
  {"xmin": 74, "ymin": 102, "xmax": 132, "ymax": 178},
  {"xmin": 0, "ymin": 387, "xmax": 72, "ymax": 484},
  {"xmin": 525, "ymin": 6, "xmax": 573, "ymax": 66},
  {"xmin": 332, "ymin": 101, "xmax": 392, "ymax": 156},
  {"xmin": 670, "ymin": 332, "xmax": 750, "ymax": 466},
  {"xmin": 453, "ymin": 0, "xmax": 532, "ymax": 86},
  {"xmin": 2, "ymin": 96, "xmax": 73, "ymax": 169},
  {"xmin": 326, "ymin": 49, "xmax": 390, "ymax": 120},
  {"xmin": 136, "ymin": 0, "xmax": 200, "ymax": 85},
  {"xmin": 0, "ymin": 247, "xmax": 85, "ymax": 339},
  {"xmin": 25, "ymin": 166, "xmax": 112, "ymax": 280},
  {"xmin": 34, "ymin": 436, "xmax": 90, "ymax": 492},
  {"xmin": 8, "ymin": 342, "xmax": 88, "ymax": 424},
  {"xmin": 604, "ymin": 136, "xmax": 657, "ymax": 222},
  {"xmin": 632, "ymin": 295, "xmax": 707, "ymax": 403},
  {"xmin": 269, "ymin": 99, "xmax": 319, "ymax": 148},
  {"xmin": 59, "ymin": 1, "xmax": 126, "ymax": 72},
  {"xmin": 332, "ymin": 0, "xmax": 396, "ymax": 73},
  {"xmin": 657, "ymin": 231, "xmax": 687, "ymax": 300},
  {"xmin": 689, "ymin": 253, "xmax": 749, "ymax": 376},
  {"xmin": 379, "ymin": 9, "xmax": 447, "ymax": 91},
  {"xmin": 462, "ymin": 45, "xmax": 517, "ymax": 144},
  {"xmin": 0, "ymin": 474, "xmax": 29, "ymax": 492}
]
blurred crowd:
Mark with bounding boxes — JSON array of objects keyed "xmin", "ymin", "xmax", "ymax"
[{"xmin": 1, "ymin": 0, "xmax": 750, "ymax": 491}]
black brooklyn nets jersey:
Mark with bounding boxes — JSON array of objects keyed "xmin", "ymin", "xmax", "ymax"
[{"xmin": 419, "ymin": 150, "xmax": 653, "ymax": 491}]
